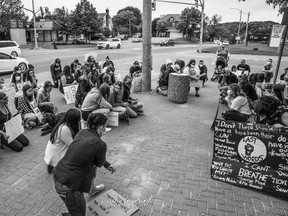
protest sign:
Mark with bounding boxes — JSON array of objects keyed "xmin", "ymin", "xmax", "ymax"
[
  {"xmin": 269, "ymin": 25, "xmax": 285, "ymax": 47},
  {"xmin": 30, "ymin": 101, "xmax": 43, "ymax": 122},
  {"xmin": 1, "ymin": 87, "xmax": 22, "ymax": 115},
  {"xmin": 211, "ymin": 119, "xmax": 288, "ymax": 198},
  {"xmin": 4, "ymin": 114, "xmax": 24, "ymax": 143},
  {"xmin": 107, "ymin": 112, "xmax": 119, "ymax": 127},
  {"xmin": 63, "ymin": 84, "xmax": 78, "ymax": 104},
  {"xmin": 86, "ymin": 189, "xmax": 139, "ymax": 216}
]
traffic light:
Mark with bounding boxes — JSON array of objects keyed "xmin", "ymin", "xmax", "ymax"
[
  {"xmin": 195, "ymin": 0, "xmax": 198, "ymax": 8},
  {"xmin": 152, "ymin": 1, "xmax": 156, "ymax": 11}
]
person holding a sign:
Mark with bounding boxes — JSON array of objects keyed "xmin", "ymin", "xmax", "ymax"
[
  {"xmin": 0, "ymin": 92, "xmax": 29, "ymax": 152},
  {"xmin": 53, "ymin": 113, "xmax": 115, "ymax": 216},
  {"xmin": 222, "ymin": 83, "xmax": 251, "ymax": 122},
  {"xmin": 59, "ymin": 65, "xmax": 76, "ymax": 94}
]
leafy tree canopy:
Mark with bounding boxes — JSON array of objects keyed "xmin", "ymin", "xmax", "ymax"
[{"xmin": 117, "ymin": 6, "xmax": 142, "ymax": 25}]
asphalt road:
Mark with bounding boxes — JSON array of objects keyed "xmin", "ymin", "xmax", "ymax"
[{"xmin": 2, "ymin": 40, "xmax": 288, "ymax": 86}]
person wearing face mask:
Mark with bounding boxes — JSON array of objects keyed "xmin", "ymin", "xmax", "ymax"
[
  {"xmin": 53, "ymin": 113, "xmax": 115, "ymax": 216},
  {"xmin": 198, "ymin": 60, "xmax": 208, "ymax": 87},
  {"xmin": 129, "ymin": 61, "xmax": 142, "ymax": 78},
  {"xmin": 222, "ymin": 83, "xmax": 251, "ymax": 122},
  {"xmin": 184, "ymin": 59, "xmax": 201, "ymax": 97},
  {"xmin": 50, "ymin": 58, "xmax": 62, "ymax": 88},
  {"xmin": 10, "ymin": 66, "xmax": 23, "ymax": 92},
  {"xmin": 262, "ymin": 58, "xmax": 273, "ymax": 83}
]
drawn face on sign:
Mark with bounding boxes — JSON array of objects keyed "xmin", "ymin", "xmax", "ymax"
[{"xmin": 238, "ymin": 136, "xmax": 267, "ymax": 163}]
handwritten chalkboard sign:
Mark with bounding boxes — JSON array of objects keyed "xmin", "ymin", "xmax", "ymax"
[{"xmin": 211, "ymin": 119, "xmax": 288, "ymax": 198}]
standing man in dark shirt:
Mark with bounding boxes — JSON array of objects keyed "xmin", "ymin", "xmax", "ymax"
[
  {"xmin": 50, "ymin": 58, "xmax": 62, "ymax": 88},
  {"xmin": 237, "ymin": 59, "xmax": 251, "ymax": 76},
  {"xmin": 53, "ymin": 113, "xmax": 115, "ymax": 216}
]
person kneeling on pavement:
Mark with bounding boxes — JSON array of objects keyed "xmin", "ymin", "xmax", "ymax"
[
  {"xmin": 222, "ymin": 83, "xmax": 251, "ymax": 122},
  {"xmin": 53, "ymin": 113, "xmax": 115, "ymax": 216}
]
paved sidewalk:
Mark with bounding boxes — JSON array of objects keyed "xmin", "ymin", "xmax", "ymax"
[{"xmin": 0, "ymin": 81, "xmax": 288, "ymax": 216}]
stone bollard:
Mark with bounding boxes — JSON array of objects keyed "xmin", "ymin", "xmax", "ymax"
[{"xmin": 167, "ymin": 73, "xmax": 190, "ymax": 104}]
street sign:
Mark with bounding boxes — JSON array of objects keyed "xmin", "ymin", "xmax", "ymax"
[{"xmin": 269, "ymin": 25, "xmax": 285, "ymax": 47}]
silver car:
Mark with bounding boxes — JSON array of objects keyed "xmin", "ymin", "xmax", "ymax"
[{"xmin": 0, "ymin": 52, "xmax": 28, "ymax": 74}]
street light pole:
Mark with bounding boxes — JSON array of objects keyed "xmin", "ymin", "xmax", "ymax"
[
  {"xmin": 199, "ymin": 0, "xmax": 204, "ymax": 53},
  {"xmin": 237, "ymin": 10, "xmax": 242, "ymax": 45},
  {"xmin": 129, "ymin": 19, "xmax": 132, "ymax": 36},
  {"xmin": 32, "ymin": 0, "xmax": 38, "ymax": 49},
  {"xmin": 244, "ymin": 12, "xmax": 250, "ymax": 46}
]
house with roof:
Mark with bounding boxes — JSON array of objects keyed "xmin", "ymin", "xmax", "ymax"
[
  {"xmin": 98, "ymin": 8, "xmax": 113, "ymax": 31},
  {"xmin": 156, "ymin": 14, "xmax": 182, "ymax": 38}
]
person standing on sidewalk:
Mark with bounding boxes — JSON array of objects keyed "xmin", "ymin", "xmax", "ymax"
[
  {"xmin": 50, "ymin": 58, "xmax": 62, "ymax": 88},
  {"xmin": 184, "ymin": 59, "xmax": 201, "ymax": 97},
  {"xmin": 53, "ymin": 113, "xmax": 115, "ymax": 216}
]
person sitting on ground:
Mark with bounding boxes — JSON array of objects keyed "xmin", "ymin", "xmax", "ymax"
[
  {"xmin": 59, "ymin": 65, "xmax": 76, "ymax": 94},
  {"xmin": 123, "ymin": 75, "xmax": 144, "ymax": 116},
  {"xmin": 108, "ymin": 81, "xmax": 129, "ymax": 121},
  {"xmin": 75, "ymin": 68, "xmax": 93, "ymax": 108},
  {"xmin": 26, "ymin": 67, "xmax": 39, "ymax": 98},
  {"xmin": 156, "ymin": 59, "xmax": 174, "ymax": 95},
  {"xmin": 70, "ymin": 59, "xmax": 80, "ymax": 74},
  {"xmin": 23, "ymin": 64, "xmax": 35, "ymax": 82},
  {"xmin": 37, "ymin": 81, "xmax": 57, "ymax": 114},
  {"xmin": 103, "ymin": 56, "xmax": 114, "ymax": 69},
  {"xmin": 253, "ymin": 95, "xmax": 288, "ymax": 127},
  {"xmin": 262, "ymin": 58, "xmax": 273, "ymax": 83},
  {"xmin": 73, "ymin": 63, "xmax": 83, "ymax": 82},
  {"xmin": 99, "ymin": 74, "xmax": 111, "ymax": 101},
  {"xmin": 238, "ymin": 74, "xmax": 258, "ymax": 102},
  {"xmin": 90, "ymin": 62, "xmax": 101, "ymax": 85},
  {"xmin": 184, "ymin": 59, "xmax": 201, "ymax": 97},
  {"xmin": 97, "ymin": 61, "xmax": 116, "ymax": 87},
  {"xmin": 237, "ymin": 59, "xmax": 251, "ymax": 75},
  {"xmin": 273, "ymin": 67, "xmax": 288, "ymax": 102},
  {"xmin": 129, "ymin": 61, "xmax": 142, "ymax": 78},
  {"xmin": 81, "ymin": 86, "xmax": 112, "ymax": 122},
  {"xmin": 50, "ymin": 58, "xmax": 62, "ymax": 88},
  {"xmin": 10, "ymin": 66, "xmax": 23, "ymax": 92},
  {"xmin": 174, "ymin": 59, "xmax": 185, "ymax": 73},
  {"xmin": 53, "ymin": 113, "xmax": 115, "ymax": 216},
  {"xmin": 17, "ymin": 84, "xmax": 39, "ymax": 129},
  {"xmin": 222, "ymin": 83, "xmax": 251, "ymax": 122},
  {"xmin": 44, "ymin": 108, "xmax": 81, "ymax": 174},
  {"xmin": 219, "ymin": 69, "xmax": 239, "ymax": 103},
  {"xmin": 0, "ymin": 92, "xmax": 29, "ymax": 152},
  {"xmin": 198, "ymin": 60, "xmax": 208, "ymax": 87}
]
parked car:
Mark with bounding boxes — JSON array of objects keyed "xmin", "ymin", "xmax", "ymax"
[
  {"xmin": 160, "ymin": 39, "xmax": 175, "ymax": 46},
  {"xmin": 0, "ymin": 40, "xmax": 21, "ymax": 57},
  {"xmin": 118, "ymin": 34, "xmax": 129, "ymax": 40},
  {"xmin": 0, "ymin": 52, "xmax": 28, "ymax": 74},
  {"xmin": 98, "ymin": 38, "xmax": 121, "ymax": 49},
  {"xmin": 132, "ymin": 35, "xmax": 142, "ymax": 43}
]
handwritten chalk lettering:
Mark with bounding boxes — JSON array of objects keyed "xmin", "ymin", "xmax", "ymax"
[
  {"xmin": 268, "ymin": 141, "xmax": 283, "ymax": 148},
  {"xmin": 226, "ymin": 140, "xmax": 236, "ymax": 145},
  {"xmin": 275, "ymin": 185, "xmax": 288, "ymax": 193},
  {"xmin": 235, "ymin": 129, "xmax": 247, "ymax": 136},
  {"xmin": 238, "ymin": 168, "xmax": 268, "ymax": 182},
  {"xmin": 215, "ymin": 153, "xmax": 240, "ymax": 162},
  {"xmin": 251, "ymin": 164, "xmax": 270, "ymax": 172},
  {"xmin": 278, "ymin": 135, "xmax": 287, "ymax": 142},
  {"xmin": 216, "ymin": 121, "xmax": 236, "ymax": 129},
  {"xmin": 279, "ymin": 164, "xmax": 288, "ymax": 172},
  {"xmin": 215, "ymin": 132, "xmax": 230, "ymax": 139},
  {"xmin": 277, "ymin": 171, "xmax": 288, "ymax": 177},
  {"xmin": 255, "ymin": 124, "xmax": 275, "ymax": 132},
  {"xmin": 249, "ymin": 183, "xmax": 263, "ymax": 190},
  {"xmin": 269, "ymin": 150, "xmax": 288, "ymax": 157},
  {"xmin": 260, "ymin": 132, "xmax": 274, "ymax": 139},
  {"xmin": 271, "ymin": 177, "xmax": 287, "ymax": 186},
  {"xmin": 225, "ymin": 177, "xmax": 237, "ymax": 184},
  {"xmin": 248, "ymin": 131, "xmax": 260, "ymax": 137},
  {"xmin": 237, "ymin": 123, "xmax": 254, "ymax": 131},
  {"xmin": 215, "ymin": 127, "xmax": 226, "ymax": 132},
  {"xmin": 214, "ymin": 137, "xmax": 226, "ymax": 143}
]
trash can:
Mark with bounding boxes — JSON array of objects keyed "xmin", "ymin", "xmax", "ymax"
[{"xmin": 167, "ymin": 73, "xmax": 190, "ymax": 104}]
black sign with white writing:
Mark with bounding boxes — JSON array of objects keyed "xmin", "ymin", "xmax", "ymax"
[{"xmin": 211, "ymin": 119, "xmax": 288, "ymax": 198}]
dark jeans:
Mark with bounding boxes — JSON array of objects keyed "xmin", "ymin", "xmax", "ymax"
[
  {"xmin": 222, "ymin": 110, "xmax": 249, "ymax": 122},
  {"xmin": 1, "ymin": 134, "xmax": 29, "ymax": 152},
  {"xmin": 54, "ymin": 180, "xmax": 86, "ymax": 216},
  {"xmin": 273, "ymin": 84, "xmax": 285, "ymax": 101}
]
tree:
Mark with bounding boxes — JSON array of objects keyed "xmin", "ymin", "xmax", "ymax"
[
  {"xmin": 177, "ymin": 7, "xmax": 201, "ymax": 40},
  {"xmin": 156, "ymin": 22, "xmax": 168, "ymax": 36},
  {"xmin": 0, "ymin": 0, "xmax": 27, "ymax": 38},
  {"xmin": 152, "ymin": 17, "xmax": 160, "ymax": 36},
  {"xmin": 211, "ymin": 14, "xmax": 222, "ymax": 25},
  {"xmin": 70, "ymin": 0, "xmax": 102, "ymax": 40},
  {"xmin": 51, "ymin": 7, "xmax": 72, "ymax": 33},
  {"xmin": 117, "ymin": 6, "xmax": 142, "ymax": 25},
  {"xmin": 112, "ymin": 11, "xmax": 136, "ymax": 35},
  {"xmin": 239, "ymin": 0, "xmax": 288, "ymax": 11}
]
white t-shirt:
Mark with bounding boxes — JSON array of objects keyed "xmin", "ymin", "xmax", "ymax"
[{"xmin": 231, "ymin": 96, "xmax": 251, "ymax": 115}]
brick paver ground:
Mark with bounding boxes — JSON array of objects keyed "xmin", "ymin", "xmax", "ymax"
[{"xmin": 0, "ymin": 80, "xmax": 287, "ymax": 216}]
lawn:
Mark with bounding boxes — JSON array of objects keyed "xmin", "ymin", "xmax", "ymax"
[{"xmin": 204, "ymin": 42, "xmax": 288, "ymax": 56}]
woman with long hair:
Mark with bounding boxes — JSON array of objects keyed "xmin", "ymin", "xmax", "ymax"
[
  {"xmin": 37, "ymin": 81, "xmax": 57, "ymax": 114},
  {"xmin": 222, "ymin": 83, "xmax": 251, "ymax": 122},
  {"xmin": 17, "ymin": 84, "xmax": 38, "ymax": 129},
  {"xmin": 44, "ymin": 108, "xmax": 81, "ymax": 173},
  {"xmin": 75, "ymin": 68, "xmax": 93, "ymax": 108},
  {"xmin": 59, "ymin": 65, "xmax": 75, "ymax": 94},
  {"xmin": 183, "ymin": 59, "xmax": 201, "ymax": 97},
  {"xmin": 10, "ymin": 66, "xmax": 23, "ymax": 92}
]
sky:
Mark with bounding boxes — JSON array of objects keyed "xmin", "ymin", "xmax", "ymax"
[{"xmin": 21, "ymin": 0, "xmax": 283, "ymax": 23}]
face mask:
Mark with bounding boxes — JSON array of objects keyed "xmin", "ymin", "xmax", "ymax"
[
  {"xmin": 267, "ymin": 62, "xmax": 271, "ymax": 65},
  {"xmin": 15, "ymin": 76, "xmax": 20, "ymax": 81},
  {"xmin": 227, "ymin": 90, "xmax": 232, "ymax": 95}
]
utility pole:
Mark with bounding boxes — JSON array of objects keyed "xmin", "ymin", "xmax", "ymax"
[
  {"xmin": 142, "ymin": 0, "xmax": 152, "ymax": 92},
  {"xmin": 244, "ymin": 12, "xmax": 250, "ymax": 46},
  {"xmin": 199, "ymin": 0, "xmax": 204, "ymax": 53},
  {"xmin": 237, "ymin": 10, "xmax": 242, "ymax": 45},
  {"xmin": 273, "ymin": 7, "xmax": 288, "ymax": 84},
  {"xmin": 129, "ymin": 19, "xmax": 132, "ymax": 36}
]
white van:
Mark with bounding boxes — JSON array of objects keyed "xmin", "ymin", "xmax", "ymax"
[{"xmin": 0, "ymin": 41, "xmax": 21, "ymax": 57}]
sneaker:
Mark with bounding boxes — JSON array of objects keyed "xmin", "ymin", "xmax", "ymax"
[
  {"xmin": 47, "ymin": 165, "xmax": 54, "ymax": 174},
  {"xmin": 105, "ymin": 127, "xmax": 112, "ymax": 132},
  {"xmin": 196, "ymin": 93, "xmax": 200, "ymax": 97},
  {"xmin": 88, "ymin": 184, "xmax": 105, "ymax": 197},
  {"xmin": 41, "ymin": 124, "xmax": 51, "ymax": 132}
]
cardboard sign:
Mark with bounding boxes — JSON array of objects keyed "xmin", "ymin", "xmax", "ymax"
[
  {"xmin": 63, "ymin": 84, "xmax": 78, "ymax": 104},
  {"xmin": 4, "ymin": 114, "xmax": 24, "ymax": 143},
  {"xmin": 1, "ymin": 87, "xmax": 22, "ymax": 115},
  {"xmin": 30, "ymin": 101, "xmax": 43, "ymax": 122},
  {"xmin": 269, "ymin": 25, "xmax": 285, "ymax": 47},
  {"xmin": 211, "ymin": 119, "xmax": 288, "ymax": 198},
  {"xmin": 233, "ymin": 70, "xmax": 249, "ymax": 77},
  {"xmin": 86, "ymin": 189, "xmax": 139, "ymax": 216},
  {"xmin": 107, "ymin": 112, "xmax": 119, "ymax": 127}
]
